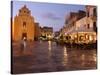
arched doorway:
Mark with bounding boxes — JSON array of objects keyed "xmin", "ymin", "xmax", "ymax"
[{"xmin": 22, "ymin": 33, "xmax": 27, "ymax": 41}]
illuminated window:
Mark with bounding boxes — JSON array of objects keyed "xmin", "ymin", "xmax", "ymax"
[{"xmin": 89, "ymin": 35, "xmax": 93, "ymax": 41}]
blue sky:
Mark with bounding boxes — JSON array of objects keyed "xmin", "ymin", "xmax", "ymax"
[{"xmin": 12, "ymin": 1, "xmax": 85, "ymax": 31}]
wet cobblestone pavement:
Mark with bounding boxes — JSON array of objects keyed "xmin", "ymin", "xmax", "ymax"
[{"xmin": 12, "ymin": 41, "xmax": 97, "ymax": 74}]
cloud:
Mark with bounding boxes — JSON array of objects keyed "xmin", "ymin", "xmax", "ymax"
[{"xmin": 42, "ymin": 12, "xmax": 62, "ymax": 20}]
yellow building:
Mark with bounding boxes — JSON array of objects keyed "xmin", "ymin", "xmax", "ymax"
[
  {"xmin": 40, "ymin": 26, "xmax": 53, "ymax": 40},
  {"xmin": 12, "ymin": 5, "xmax": 35, "ymax": 41}
]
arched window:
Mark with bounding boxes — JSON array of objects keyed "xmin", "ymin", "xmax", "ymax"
[{"xmin": 23, "ymin": 21, "xmax": 26, "ymax": 27}]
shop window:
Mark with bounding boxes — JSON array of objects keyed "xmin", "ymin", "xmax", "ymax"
[
  {"xmin": 85, "ymin": 34, "xmax": 89, "ymax": 40},
  {"xmin": 79, "ymin": 36, "xmax": 84, "ymax": 41}
]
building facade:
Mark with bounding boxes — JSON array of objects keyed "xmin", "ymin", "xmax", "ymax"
[
  {"xmin": 34, "ymin": 22, "xmax": 41, "ymax": 40},
  {"xmin": 12, "ymin": 5, "xmax": 35, "ymax": 41},
  {"xmin": 85, "ymin": 5, "xmax": 97, "ymax": 32},
  {"xmin": 74, "ymin": 6, "xmax": 97, "ymax": 43},
  {"xmin": 60, "ymin": 5, "xmax": 97, "ymax": 44},
  {"xmin": 40, "ymin": 26, "xmax": 53, "ymax": 40}
]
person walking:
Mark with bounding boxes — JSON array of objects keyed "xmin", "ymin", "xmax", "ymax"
[
  {"xmin": 20, "ymin": 38, "xmax": 24, "ymax": 54},
  {"xmin": 23, "ymin": 37, "xmax": 27, "ymax": 50}
]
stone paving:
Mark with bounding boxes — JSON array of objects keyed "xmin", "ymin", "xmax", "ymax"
[{"xmin": 12, "ymin": 41, "xmax": 97, "ymax": 74}]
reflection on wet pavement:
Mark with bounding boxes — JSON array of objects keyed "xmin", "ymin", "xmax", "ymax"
[{"xmin": 12, "ymin": 41, "xmax": 97, "ymax": 74}]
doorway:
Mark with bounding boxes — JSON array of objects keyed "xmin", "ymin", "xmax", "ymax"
[{"xmin": 22, "ymin": 33, "xmax": 27, "ymax": 40}]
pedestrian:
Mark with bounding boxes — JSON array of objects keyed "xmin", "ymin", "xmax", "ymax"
[
  {"xmin": 20, "ymin": 39, "xmax": 24, "ymax": 53},
  {"xmin": 23, "ymin": 37, "xmax": 27, "ymax": 51},
  {"xmin": 23, "ymin": 38, "xmax": 27, "ymax": 50}
]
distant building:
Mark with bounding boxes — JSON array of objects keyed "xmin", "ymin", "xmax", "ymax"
[
  {"xmin": 77, "ymin": 10, "xmax": 86, "ymax": 20},
  {"xmin": 65, "ymin": 10, "xmax": 86, "ymax": 26},
  {"xmin": 54, "ymin": 31, "xmax": 60, "ymax": 37},
  {"xmin": 63, "ymin": 10, "xmax": 86, "ymax": 34},
  {"xmin": 74, "ymin": 6, "xmax": 97, "ymax": 43},
  {"xmin": 12, "ymin": 5, "xmax": 35, "ymax": 41},
  {"xmin": 34, "ymin": 22, "xmax": 41, "ymax": 40},
  {"xmin": 40, "ymin": 26, "xmax": 53, "ymax": 39},
  {"xmin": 61, "ymin": 6, "xmax": 97, "ymax": 44}
]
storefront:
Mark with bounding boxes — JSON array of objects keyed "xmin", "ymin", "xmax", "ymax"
[{"xmin": 70, "ymin": 31, "xmax": 96, "ymax": 44}]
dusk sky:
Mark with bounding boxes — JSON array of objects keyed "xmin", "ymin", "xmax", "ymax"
[{"xmin": 12, "ymin": 1, "xmax": 85, "ymax": 31}]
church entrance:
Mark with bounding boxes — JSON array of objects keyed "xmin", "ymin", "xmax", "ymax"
[{"xmin": 22, "ymin": 33, "xmax": 27, "ymax": 41}]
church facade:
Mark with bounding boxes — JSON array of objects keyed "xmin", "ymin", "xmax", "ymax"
[{"xmin": 12, "ymin": 5, "xmax": 35, "ymax": 41}]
